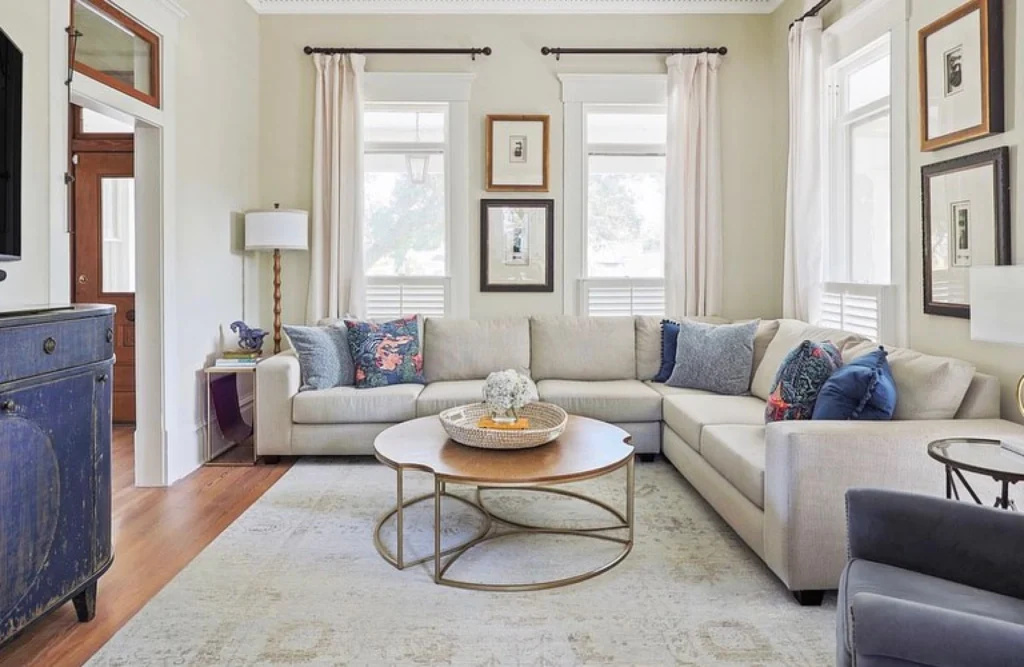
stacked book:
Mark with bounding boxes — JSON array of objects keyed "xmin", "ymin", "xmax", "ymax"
[{"xmin": 214, "ymin": 349, "xmax": 262, "ymax": 368}]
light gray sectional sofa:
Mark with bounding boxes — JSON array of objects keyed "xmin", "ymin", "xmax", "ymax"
[{"xmin": 256, "ymin": 315, "xmax": 1024, "ymax": 601}]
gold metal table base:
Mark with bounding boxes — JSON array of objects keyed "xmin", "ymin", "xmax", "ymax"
[{"xmin": 373, "ymin": 456, "xmax": 635, "ymax": 591}]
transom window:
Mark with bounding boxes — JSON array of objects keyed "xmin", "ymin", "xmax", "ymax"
[
  {"xmin": 363, "ymin": 103, "xmax": 449, "ymax": 318},
  {"xmin": 72, "ymin": 0, "xmax": 161, "ymax": 108},
  {"xmin": 582, "ymin": 106, "xmax": 666, "ymax": 316}
]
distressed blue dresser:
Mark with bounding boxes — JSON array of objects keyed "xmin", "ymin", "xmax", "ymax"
[{"xmin": 0, "ymin": 304, "xmax": 115, "ymax": 647}]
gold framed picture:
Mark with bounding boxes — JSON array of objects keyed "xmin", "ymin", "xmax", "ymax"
[
  {"xmin": 486, "ymin": 115, "xmax": 549, "ymax": 192},
  {"xmin": 918, "ymin": 0, "xmax": 1004, "ymax": 151}
]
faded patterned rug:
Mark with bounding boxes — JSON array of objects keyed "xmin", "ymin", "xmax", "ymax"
[{"xmin": 87, "ymin": 459, "xmax": 836, "ymax": 666}]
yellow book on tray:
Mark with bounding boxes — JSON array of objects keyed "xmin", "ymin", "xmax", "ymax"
[{"xmin": 477, "ymin": 417, "xmax": 530, "ymax": 430}]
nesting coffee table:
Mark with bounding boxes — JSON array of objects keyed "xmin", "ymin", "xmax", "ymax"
[{"xmin": 373, "ymin": 415, "xmax": 635, "ymax": 591}]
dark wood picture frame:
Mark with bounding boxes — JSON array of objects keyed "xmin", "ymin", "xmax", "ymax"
[
  {"xmin": 918, "ymin": 0, "xmax": 1003, "ymax": 151},
  {"xmin": 485, "ymin": 115, "xmax": 550, "ymax": 192},
  {"xmin": 922, "ymin": 147, "xmax": 1011, "ymax": 319},
  {"xmin": 480, "ymin": 199, "xmax": 554, "ymax": 293},
  {"xmin": 71, "ymin": 0, "xmax": 162, "ymax": 109}
]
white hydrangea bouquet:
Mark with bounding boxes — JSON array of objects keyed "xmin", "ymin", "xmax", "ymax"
[{"xmin": 482, "ymin": 369, "xmax": 534, "ymax": 423}]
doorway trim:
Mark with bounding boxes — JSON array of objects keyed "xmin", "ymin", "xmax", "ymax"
[{"xmin": 50, "ymin": 0, "xmax": 186, "ymax": 486}]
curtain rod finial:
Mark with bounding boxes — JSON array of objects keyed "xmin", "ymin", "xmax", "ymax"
[
  {"xmin": 303, "ymin": 46, "xmax": 313, "ymax": 55},
  {"xmin": 718, "ymin": 47, "xmax": 728, "ymax": 55},
  {"xmin": 483, "ymin": 47, "xmax": 492, "ymax": 56}
]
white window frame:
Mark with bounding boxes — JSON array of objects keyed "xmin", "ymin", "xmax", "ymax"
[
  {"xmin": 362, "ymin": 73, "xmax": 474, "ymax": 319},
  {"xmin": 821, "ymin": 0, "xmax": 910, "ymax": 346},
  {"xmin": 559, "ymin": 74, "xmax": 668, "ymax": 316}
]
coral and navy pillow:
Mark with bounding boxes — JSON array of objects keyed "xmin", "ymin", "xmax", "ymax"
[
  {"xmin": 345, "ymin": 315, "xmax": 425, "ymax": 388},
  {"xmin": 812, "ymin": 346, "xmax": 897, "ymax": 421},
  {"xmin": 765, "ymin": 340, "xmax": 842, "ymax": 422},
  {"xmin": 653, "ymin": 319, "xmax": 681, "ymax": 383}
]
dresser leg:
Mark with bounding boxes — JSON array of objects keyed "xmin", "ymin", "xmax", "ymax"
[{"xmin": 72, "ymin": 582, "xmax": 97, "ymax": 622}]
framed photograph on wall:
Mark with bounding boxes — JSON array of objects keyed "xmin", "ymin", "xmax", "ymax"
[
  {"xmin": 918, "ymin": 0, "xmax": 1004, "ymax": 151},
  {"xmin": 486, "ymin": 115, "xmax": 549, "ymax": 191},
  {"xmin": 480, "ymin": 199, "xmax": 554, "ymax": 292},
  {"xmin": 922, "ymin": 147, "xmax": 1010, "ymax": 318}
]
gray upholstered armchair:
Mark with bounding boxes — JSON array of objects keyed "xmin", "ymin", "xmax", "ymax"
[{"xmin": 838, "ymin": 488, "xmax": 1024, "ymax": 667}]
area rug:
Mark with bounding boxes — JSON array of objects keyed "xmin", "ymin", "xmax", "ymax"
[{"xmin": 87, "ymin": 459, "xmax": 836, "ymax": 666}]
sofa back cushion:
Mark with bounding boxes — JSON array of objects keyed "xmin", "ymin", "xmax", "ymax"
[
  {"xmin": 423, "ymin": 317, "xmax": 530, "ymax": 382},
  {"xmin": 843, "ymin": 342, "xmax": 976, "ymax": 420},
  {"xmin": 750, "ymin": 319, "xmax": 867, "ymax": 400},
  {"xmin": 635, "ymin": 315, "xmax": 728, "ymax": 381},
  {"xmin": 955, "ymin": 373, "xmax": 1001, "ymax": 419},
  {"xmin": 532, "ymin": 316, "xmax": 635, "ymax": 381}
]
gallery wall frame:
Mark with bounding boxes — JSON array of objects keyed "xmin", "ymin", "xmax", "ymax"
[
  {"xmin": 485, "ymin": 114, "xmax": 550, "ymax": 191},
  {"xmin": 480, "ymin": 198, "xmax": 554, "ymax": 292},
  {"xmin": 918, "ymin": 0, "xmax": 1003, "ymax": 151},
  {"xmin": 921, "ymin": 146, "xmax": 1010, "ymax": 319}
]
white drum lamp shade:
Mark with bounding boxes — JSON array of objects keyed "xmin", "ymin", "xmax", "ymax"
[
  {"xmin": 970, "ymin": 266, "xmax": 1024, "ymax": 420},
  {"xmin": 244, "ymin": 209, "xmax": 309, "ymax": 252}
]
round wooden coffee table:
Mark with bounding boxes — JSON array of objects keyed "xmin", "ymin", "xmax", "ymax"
[{"xmin": 373, "ymin": 415, "xmax": 635, "ymax": 591}]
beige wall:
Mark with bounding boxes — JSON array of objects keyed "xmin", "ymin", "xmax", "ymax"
[
  {"xmin": 0, "ymin": 0, "xmax": 51, "ymax": 306},
  {"xmin": 174, "ymin": 0, "xmax": 262, "ymax": 442},
  {"xmin": 257, "ymin": 13, "xmax": 781, "ymax": 323},
  {"xmin": 773, "ymin": 0, "xmax": 1024, "ymax": 424}
]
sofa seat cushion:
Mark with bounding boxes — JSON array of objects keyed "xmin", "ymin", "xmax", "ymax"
[
  {"xmin": 839, "ymin": 559, "xmax": 1024, "ymax": 656},
  {"xmin": 292, "ymin": 383, "xmax": 423, "ymax": 424},
  {"xmin": 536, "ymin": 380, "xmax": 661, "ymax": 422},
  {"xmin": 645, "ymin": 382, "xmax": 716, "ymax": 398},
  {"xmin": 663, "ymin": 394, "xmax": 766, "ymax": 453},
  {"xmin": 701, "ymin": 425, "xmax": 766, "ymax": 509},
  {"xmin": 415, "ymin": 380, "xmax": 485, "ymax": 417}
]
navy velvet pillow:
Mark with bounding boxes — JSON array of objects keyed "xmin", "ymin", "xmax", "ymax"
[
  {"xmin": 812, "ymin": 346, "xmax": 897, "ymax": 421},
  {"xmin": 653, "ymin": 319, "xmax": 680, "ymax": 383}
]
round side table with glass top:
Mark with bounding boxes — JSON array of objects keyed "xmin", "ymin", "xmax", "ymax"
[{"xmin": 927, "ymin": 438, "xmax": 1024, "ymax": 510}]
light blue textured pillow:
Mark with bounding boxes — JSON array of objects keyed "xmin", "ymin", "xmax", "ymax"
[
  {"xmin": 283, "ymin": 325, "xmax": 354, "ymax": 391},
  {"xmin": 665, "ymin": 320, "xmax": 759, "ymax": 395}
]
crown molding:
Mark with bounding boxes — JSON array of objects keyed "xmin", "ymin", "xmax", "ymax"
[{"xmin": 250, "ymin": 0, "xmax": 785, "ymax": 15}]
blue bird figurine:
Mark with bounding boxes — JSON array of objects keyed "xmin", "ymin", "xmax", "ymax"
[{"xmin": 231, "ymin": 321, "xmax": 269, "ymax": 352}]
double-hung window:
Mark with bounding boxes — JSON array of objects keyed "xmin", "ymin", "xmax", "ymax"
[
  {"xmin": 820, "ymin": 32, "xmax": 900, "ymax": 343},
  {"xmin": 363, "ymin": 103, "xmax": 449, "ymax": 319},
  {"xmin": 581, "ymin": 106, "xmax": 667, "ymax": 316}
]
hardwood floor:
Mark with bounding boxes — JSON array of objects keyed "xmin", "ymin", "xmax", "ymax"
[{"xmin": 0, "ymin": 428, "xmax": 292, "ymax": 667}]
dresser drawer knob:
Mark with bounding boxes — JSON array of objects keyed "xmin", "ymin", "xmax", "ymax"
[
  {"xmin": 1, "ymin": 400, "xmax": 15, "ymax": 412},
  {"xmin": 106, "ymin": 328, "xmax": 114, "ymax": 343},
  {"xmin": 43, "ymin": 337, "xmax": 57, "ymax": 355},
  {"xmin": 97, "ymin": 374, "xmax": 108, "ymax": 384}
]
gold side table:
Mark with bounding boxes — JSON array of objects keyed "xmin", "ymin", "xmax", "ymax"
[{"xmin": 203, "ymin": 363, "xmax": 259, "ymax": 466}]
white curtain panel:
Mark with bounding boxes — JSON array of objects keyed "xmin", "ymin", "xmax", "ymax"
[
  {"xmin": 665, "ymin": 53, "xmax": 723, "ymax": 318},
  {"xmin": 307, "ymin": 53, "xmax": 367, "ymax": 323},
  {"xmin": 783, "ymin": 17, "xmax": 824, "ymax": 321}
]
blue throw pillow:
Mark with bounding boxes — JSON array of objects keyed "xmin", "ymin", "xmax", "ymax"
[
  {"xmin": 653, "ymin": 319, "xmax": 680, "ymax": 383},
  {"xmin": 283, "ymin": 325, "xmax": 355, "ymax": 391},
  {"xmin": 665, "ymin": 320, "xmax": 759, "ymax": 395},
  {"xmin": 812, "ymin": 346, "xmax": 897, "ymax": 421}
]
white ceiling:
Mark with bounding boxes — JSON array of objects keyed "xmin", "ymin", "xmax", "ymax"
[{"xmin": 247, "ymin": 0, "xmax": 785, "ymax": 15}]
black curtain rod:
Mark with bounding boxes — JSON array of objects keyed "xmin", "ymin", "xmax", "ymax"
[
  {"xmin": 303, "ymin": 46, "xmax": 492, "ymax": 60},
  {"xmin": 790, "ymin": 0, "xmax": 836, "ymax": 28},
  {"xmin": 541, "ymin": 46, "xmax": 727, "ymax": 61}
]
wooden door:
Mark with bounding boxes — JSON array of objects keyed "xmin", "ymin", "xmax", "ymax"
[{"xmin": 74, "ymin": 152, "xmax": 136, "ymax": 423}]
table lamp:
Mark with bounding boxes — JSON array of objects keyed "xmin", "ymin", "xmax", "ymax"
[
  {"xmin": 970, "ymin": 266, "xmax": 1024, "ymax": 420},
  {"xmin": 245, "ymin": 204, "xmax": 309, "ymax": 354}
]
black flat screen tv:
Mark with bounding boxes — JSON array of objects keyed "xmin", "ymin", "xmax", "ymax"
[{"xmin": 0, "ymin": 27, "xmax": 22, "ymax": 262}]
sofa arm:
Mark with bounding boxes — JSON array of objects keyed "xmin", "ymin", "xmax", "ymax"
[
  {"xmin": 256, "ymin": 350, "xmax": 301, "ymax": 456},
  {"xmin": 852, "ymin": 593, "xmax": 1024, "ymax": 667},
  {"xmin": 847, "ymin": 488, "xmax": 1024, "ymax": 599},
  {"xmin": 763, "ymin": 419, "xmax": 1024, "ymax": 592}
]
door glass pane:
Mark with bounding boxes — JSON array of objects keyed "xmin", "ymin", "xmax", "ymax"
[
  {"xmin": 363, "ymin": 151, "xmax": 446, "ymax": 277},
  {"xmin": 101, "ymin": 178, "xmax": 136, "ymax": 293},
  {"xmin": 74, "ymin": 0, "xmax": 154, "ymax": 97},
  {"xmin": 848, "ymin": 113, "xmax": 891, "ymax": 284},
  {"xmin": 587, "ymin": 154, "xmax": 665, "ymax": 278},
  {"xmin": 81, "ymin": 107, "xmax": 134, "ymax": 134}
]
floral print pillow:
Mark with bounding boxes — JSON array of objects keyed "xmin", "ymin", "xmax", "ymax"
[{"xmin": 345, "ymin": 316, "xmax": 425, "ymax": 388}]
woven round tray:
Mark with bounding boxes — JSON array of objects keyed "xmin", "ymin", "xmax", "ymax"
[{"xmin": 439, "ymin": 402, "xmax": 568, "ymax": 450}]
